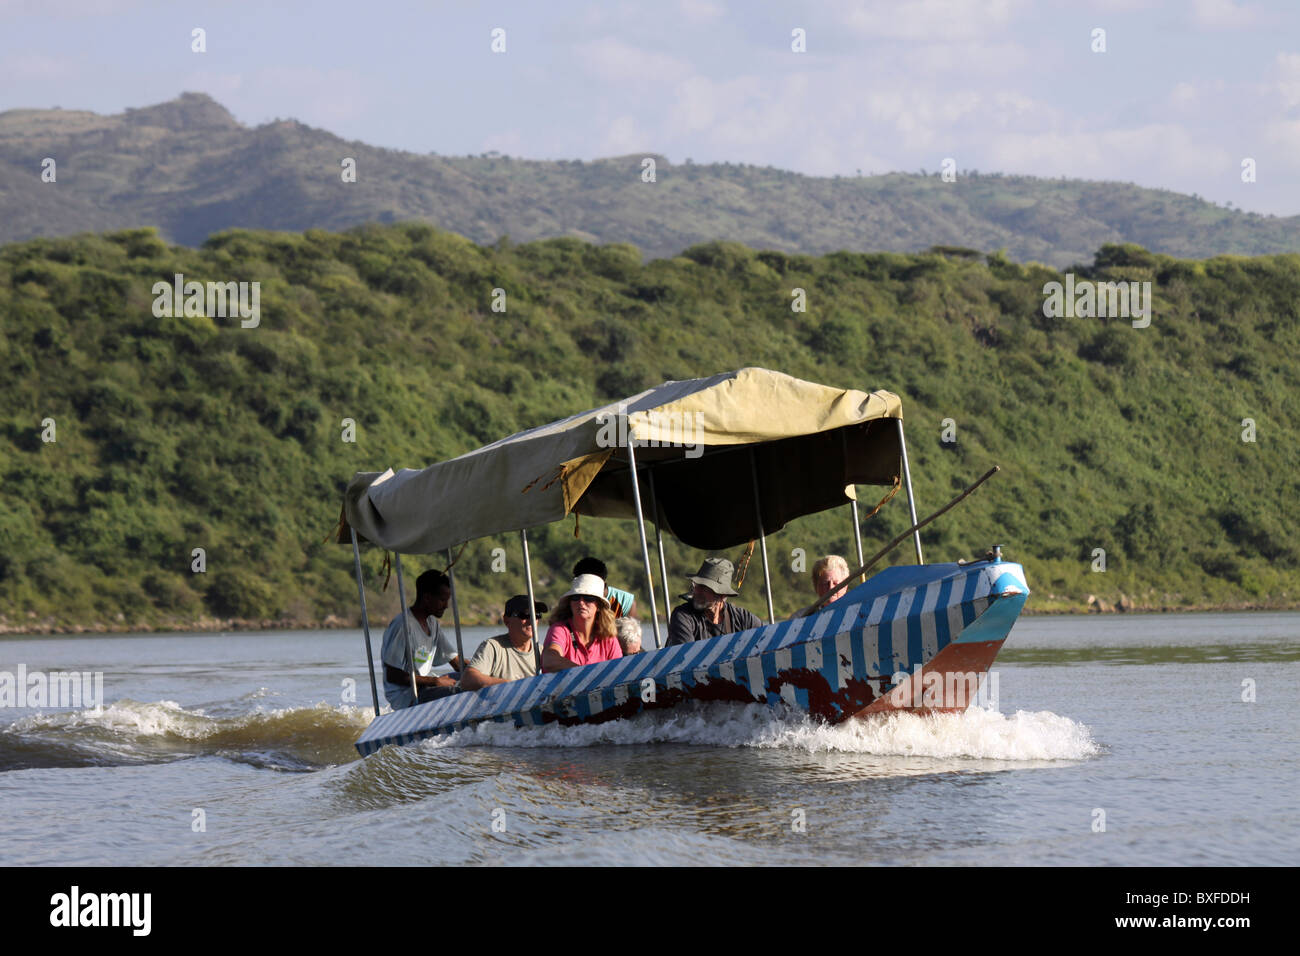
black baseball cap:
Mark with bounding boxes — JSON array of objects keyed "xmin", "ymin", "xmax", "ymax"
[{"xmin": 504, "ymin": 595, "xmax": 548, "ymax": 618}]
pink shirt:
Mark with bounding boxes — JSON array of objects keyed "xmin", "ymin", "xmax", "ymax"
[{"xmin": 543, "ymin": 622, "xmax": 623, "ymax": 672}]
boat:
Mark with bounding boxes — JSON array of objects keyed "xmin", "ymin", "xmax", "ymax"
[{"xmin": 339, "ymin": 367, "xmax": 1029, "ymax": 756}]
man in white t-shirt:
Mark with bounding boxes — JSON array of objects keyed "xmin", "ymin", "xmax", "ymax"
[{"xmin": 380, "ymin": 569, "xmax": 463, "ymax": 709}]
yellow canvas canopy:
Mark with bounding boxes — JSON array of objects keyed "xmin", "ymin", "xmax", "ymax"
[{"xmin": 342, "ymin": 367, "xmax": 903, "ymax": 554}]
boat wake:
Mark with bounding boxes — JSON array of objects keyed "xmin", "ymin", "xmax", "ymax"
[
  {"xmin": 420, "ymin": 701, "xmax": 1100, "ymax": 762},
  {"xmin": 0, "ymin": 699, "xmax": 371, "ymax": 773}
]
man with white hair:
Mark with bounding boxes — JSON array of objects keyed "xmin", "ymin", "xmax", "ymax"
[
  {"xmin": 794, "ymin": 554, "xmax": 854, "ymax": 618},
  {"xmin": 812, "ymin": 555, "xmax": 851, "ymax": 602},
  {"xmin": 615, "ymin": 616, "xmax": 642, "ymax": 655}
]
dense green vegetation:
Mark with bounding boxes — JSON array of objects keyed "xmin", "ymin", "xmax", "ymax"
[
  {"xmin": 1, "ymin": 223, "xmax": 1297, "ymax": 631},
  {"xmin": 3, "ymin": 93, "xmax": 1300, "ymax": 267}
]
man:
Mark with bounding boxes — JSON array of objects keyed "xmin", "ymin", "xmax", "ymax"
[
  {"xmin": 380, "ymin": 569, "xmax": 463, "ymax": 710},
  {"xmin": 666, "ymin": 557, "xmax": 763, "ymax": 646},
  {"xmin": 615, "ymin": 616, "xmax": 642, "ymax": 656},
  {"xmin": 794, "ymin": 555, "xmax": 854, "ymax": 618},
  {"xmin": 812, "ymin": 555, "xmax": 851, "ymax": 602},
  {"xmin": 459, "ymin": 595, "xmax": 545, "ymax": 690},
  {"xmin": 573, "ymin": 556, "xmax": 636, "ymax": 618}
]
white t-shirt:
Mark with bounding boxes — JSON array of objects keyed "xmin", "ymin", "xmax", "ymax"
[{"xmin": 380, "ymin": 610, "xmax": 458, "ymax": 709}]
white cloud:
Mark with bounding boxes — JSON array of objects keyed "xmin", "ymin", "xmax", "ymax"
[
  {"xmin": 577, "ymin": 36, "xmax": 694, "ymax": 88},
  {"xmin": 984, "ymin": 123, "xmax": 1233, "ymax": 183},
  {"xmin": 0, "ymin": 52, "xmax": 79, "ymax": 83},
  {"xmin": 1169, "ymin": 81, "xmax": 1198, "ymax": 111},
  {"xmin": 1275, "ymin": 52, "xmax": 1300, "ymax": 110},
  {"xmin": 1263, "ymin": 118, "xmax": 1300, "ymax": 166},
  {"xmin": 832, "ymin": 0, "xmax": 1025, "ymax": 41},
  {"xmin": 216, "ymin": 66, "xmax": 369, "ymax": 129},
  {"xmin": 597, "ymin": 114, "xmax": 651, "ymax": 154},
  {"xmin": 678, "ymin": 0, "xmax": 725, "ymax": 24},
  {"xmin": 0, "ymin": 0, "xmax": 144, "ymax": 16},
  {"xmin": 1191, "ymin": 0, "xmax": 1261, "ymax": 30}
]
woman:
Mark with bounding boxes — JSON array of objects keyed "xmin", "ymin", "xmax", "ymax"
[{"xmin": 542, "ymin": 573, "xmax": 623, "ymax": 672}]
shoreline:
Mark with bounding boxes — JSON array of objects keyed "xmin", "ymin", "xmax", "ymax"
[{"xmin": 2, "ymin": 600, "xmax": 1298, "ymax": 636}]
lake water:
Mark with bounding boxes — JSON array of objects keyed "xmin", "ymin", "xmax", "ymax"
[{"xmin": 1, "ymin": 612, "xmax": 1296, "ymax": 866}]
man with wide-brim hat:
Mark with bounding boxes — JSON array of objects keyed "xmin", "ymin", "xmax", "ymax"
[{"xmin": 666, "ymin": 557, "xmax": 763, "ymax": 646}]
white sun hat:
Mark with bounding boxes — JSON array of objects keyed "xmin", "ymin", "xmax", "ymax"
[{"xmin": 559, "ymin": 573, "xmax": 610, "ymax": 610}]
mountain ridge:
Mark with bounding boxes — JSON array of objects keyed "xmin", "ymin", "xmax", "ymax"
[{"xmin": 1, "ymin": 93, "xmax": 1297, "ymax": 265}]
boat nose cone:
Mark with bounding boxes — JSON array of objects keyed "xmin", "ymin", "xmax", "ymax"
[{"xmin": 988, "ymin": 566, "xmax": 1030, "ymax": 598}]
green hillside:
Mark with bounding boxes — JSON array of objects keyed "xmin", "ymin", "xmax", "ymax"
[
  {"xmin": 2, "ymin": 93, "xmax": 1298, "ymax": 267},
  {"xmin": 1, "ymin": 224, "xmax": 1297, "ymax": 633}
]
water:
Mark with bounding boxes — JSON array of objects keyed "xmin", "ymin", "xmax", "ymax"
[{"xmin": 1, "ymin": 613, "xmax": 1296, "ymax": 866}]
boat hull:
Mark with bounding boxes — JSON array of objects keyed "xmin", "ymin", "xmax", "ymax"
[{"xmin": 354, "ymin": 559, "xmax": 1029, "ymax": 756}]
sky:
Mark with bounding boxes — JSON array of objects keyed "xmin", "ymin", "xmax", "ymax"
[{"xmin": 2, "ymin": 0, "xmax": 1300, "ymax": 215}]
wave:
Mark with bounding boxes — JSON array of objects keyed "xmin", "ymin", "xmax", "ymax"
[
  {"xmin": 419, "ymin": 701, "xmax": 1100, "ymax": 762},
  {"xmin": 0, "ymin": 699, "xmax": 371, "ymax": 773}
]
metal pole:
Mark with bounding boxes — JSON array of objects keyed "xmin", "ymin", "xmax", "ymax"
[
  {"xmin": 520, "ymin": 529, "xmax": 542, "ymax": 670},
  {"xmin": 749, "ymin": 449, "xmax": 775, "ymax": 624},
  {"xmin": 624, "ymin": 440, "xmax": 662, "ymax": 649},
  {"xmin": 850, "ymin": 499, "xmax": 865, "ymax": 570},
  {"xmin": 393, "ymin": 552, "xmax": 417, "ymax": 701},
  {"xmin": 896, "ymin": 419, "xmax": 924, "ymax": 564},
  {"xmin": 446, "ymin": 548, "xmax": 467, "ymax": 673},
  {"xmin": 349, "ymin": 527, "xmax": 381, "ymax": 717},
  {"xmin": 646, "ymin": 470, "xmax": 671, "ymax": 649},
  {"xmin": 843, "ymin": 430, "xmax": 865, "ymax": 573}
]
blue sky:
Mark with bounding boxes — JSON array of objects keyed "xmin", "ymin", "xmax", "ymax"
[{"xmin": 3, "ymin": 0, "xmax": 1300, "ymax": 215}]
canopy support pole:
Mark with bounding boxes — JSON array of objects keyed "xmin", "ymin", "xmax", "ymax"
[
  {"xmin": 520, "ymin": 529, "xmax": 542, "ymax": 669},
  {"xmin": 446, "ymin": 548, "xmax": 466, "ymax": 673},
  {"xmin": 393, "ymin": 552, "xmax": 417, "ymax": 701},
  {"xmin": 646, "ymin": 470, "xmax": 671, "ymax": 649},
  {"xmin": 850, "ymin": 499, "xmax": 865, "ymax": 570},
  {"xmin": 349, "ymin": 527, "xmax": 381, "ymax": 718},
  {"xmin": 897, "ymin": 419, "xmax": 924, "ymax": 564},
  {"xmin": 842, "ymin": 431, "xmax": 865, "ymax": 574},
  {"xmin": 749, "ymin": 449, "xmax": 776, "ymax": 624},
  {"xmin": 624, "ymin": 441, "xmax": 662, "ymax": 649}
]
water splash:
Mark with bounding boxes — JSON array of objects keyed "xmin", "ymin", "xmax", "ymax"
[
  {"xmin": 420, "ymin": 702, "xmax": 1100, "ymax": 761},
  {"xmin": 3, "ymin": 700, "xmax": 371, "ymax": 771}
]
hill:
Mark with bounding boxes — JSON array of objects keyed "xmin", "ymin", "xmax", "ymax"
[
  {"xmin": 1, "ymin": 224, "xmax": 1297, "ymax": 632},
  {"xmin": 1, "ymin": 93, "xmax": 1298, "ymax": 267}
]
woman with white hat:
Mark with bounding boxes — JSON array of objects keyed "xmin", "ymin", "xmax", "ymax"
[{"xmin": 541, "ymin": 573, "xmax": 623, "ymax": 673}]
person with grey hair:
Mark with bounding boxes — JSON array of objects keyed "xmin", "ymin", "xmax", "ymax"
[
  {"xmin": 666, "ymin": 557, "xmax": 762, "ymax": 645},
  {"xmin": 811, "ymin": 554, "xmax": 851, "ymax": 602},
  {"xmin": 615, "ymin": 616, "xmax": 642, "ymax": 655},
  {"xmin": 794, "ymin": 554, "xmax": 855, "ymax": 618}
]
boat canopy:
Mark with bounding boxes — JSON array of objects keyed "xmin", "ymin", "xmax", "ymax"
[{"xmin": 342, "ymin": 367, "xmax": 903, "ymax": 554}]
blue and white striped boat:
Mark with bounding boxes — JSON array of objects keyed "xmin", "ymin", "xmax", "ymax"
[
  {"xmin": 354, "ymin": 558, "xmax": 1028, "ymax": 755},
  {"xmin": 341, "ymin": 368, "xmax": 1030, "ymax": 757}
]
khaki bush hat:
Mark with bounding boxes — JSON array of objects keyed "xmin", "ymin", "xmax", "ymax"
[{"xmin": 685, "ymin": 557, "xmax": 739, "ymax": 596}]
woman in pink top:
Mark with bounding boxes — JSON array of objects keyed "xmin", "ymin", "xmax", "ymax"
[{"xmin": 542, "ymin": 573, "xmax": 623, "ymax": 673}]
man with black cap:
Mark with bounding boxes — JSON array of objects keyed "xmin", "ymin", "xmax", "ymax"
[
  {"xmin": 666, "ymin": 557, "xmax": 763, "ymax": 646},
  {"xmin": 459, "ymin": 595, "xmax": 547, "ymax": 690}
]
